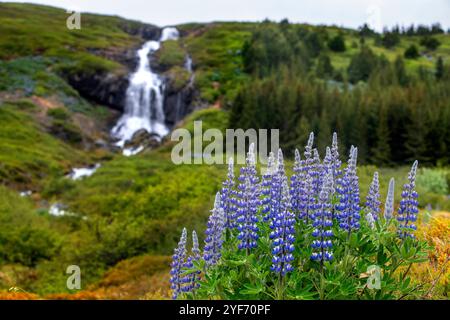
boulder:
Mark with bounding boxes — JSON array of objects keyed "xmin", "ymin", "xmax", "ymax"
[{"xmin": 124, "ymin": 129, "xmax": 161, "ymax": 150}]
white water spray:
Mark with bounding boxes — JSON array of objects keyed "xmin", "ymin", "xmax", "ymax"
[{"xmin": 111, "ymin": 27, "xmax": 180, "ymax": 147}]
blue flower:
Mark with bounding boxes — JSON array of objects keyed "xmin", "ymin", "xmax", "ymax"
[
  {"xmin": 181, "ymin": 230, "xmax": 201, "ymax": 293},
  {"xmin": 204, "ymin": 193, "xmax": 226, "ymax": 267},
  {"xmin": 384, "ymin": 178, "xmax": 395, "ymax": 221},
  {"xmin": 266, "ymin": 149, "xmax": 288, "ymax": 222},
  {"xmin": 310, "ymin": 171, "xmax": 334, "ymax": 263},
  {"xmin": 310, "ymin": 148, "xmax": 323, "ymax": 196},
  {"xmin": 220, "ymin": 157, "xmax": 237, "ymax": 229},
  {"xmin": 336, "ymin": 146, "xmax": 361, "ymax": 233},
  {"xmin": 397, "ymin": 161, "xmax": 419, "ymax": 239},
  {"xmin": 170, "ymin": 228, "xmax": 187, "ymax": 299},
  {"xmin": 270, "ymin": 180, "xmax": 296, "ymax": 276},
  {"xmin": 262, "ymin": 152, "xmax": 276, "ymax": 220},
  {"xmin": 235, "ymin": 143, "xmax": 260, "ymax": 251},
  {"xmin": 366, "ymin": 172, "xmax": 381, "ymax": 220},
  {"xmin": 331, "ymin": 132, "xmax": 342, "ymax": 178},
  {"xmin": 290, "ymin": 139, "xmax": 315, "ymax": 223}
]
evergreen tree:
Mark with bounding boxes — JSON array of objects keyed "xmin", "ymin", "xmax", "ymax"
[
  {"xmin": 347, "ymin": 47, "xmax": 378, "ymax": 83},
  {"xmin": 328, "ymin": 34, "xmax": 346, "ymax": 52},
  {"xmin": 372, "ymin": 106, "xmax": 391, "ymax": 165},
  {"xmin": 436, "ymin": 56, "xmax": 444, "ymax": 80},
  {"xmin": 404, "ymin": 45, "xmax": 419, "ymax": 59},
  {"xmin": 394, "ymin": 56, "xmax": 409, "ymax": 86},
  {"xmin": 316, "ymin": 53, "xmax": 334, "ymax": 78},
  {"xmin": 420, "ymin": 36, "xmax": 441, "ymax": 50}
]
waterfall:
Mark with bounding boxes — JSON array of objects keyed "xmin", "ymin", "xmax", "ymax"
[{"xmin": 111, "ymin": 27, "xmax": 180, "ymax": 147}]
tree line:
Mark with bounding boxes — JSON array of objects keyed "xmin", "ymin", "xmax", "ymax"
[{"xmin": 229, "ymin": 22, "xmax": 450, "ymax": 166}]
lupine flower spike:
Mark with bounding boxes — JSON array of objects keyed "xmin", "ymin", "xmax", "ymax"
[
  {"xmin": 384, "ymin": 178, "xmax": 395, "ymax": 221},
  {"xmin": 323, "ymin": 147, "xmax": 335, "ymax": 195},
  {"xmin": 298, "ymin": 135, "xmax": 316, "ymax": 223},
  {"xmin": 204, "ymin": 193, "xmax": 226, "ymax": 267},
  {"xmin": 311, "ymin": 171, "xmax": 334, "ymax": 263},
  {"xmin": 267, "ymin": 149, "xmax": 288, "ymax": 222},
  {"xmin": 310, "ymin": 148, "xmax": 322, "ymax": 195},
  {"xmin": 270, "ymin": 180, "xmax": 296, "ymax": 275},
  {"xmin": 336, "ymin": 146, "xmax": 360, "ymax": 234},
  {"xmin": 236, "ymin": 143, "xmax": 260, "ymax": 251},
  {"xmin": 366, "ymin": 172, "xmax": 381, "ymax": 220},
  {"xmin": 262, "ymin": 152, "xmax": 276, "ymax": 220},
  {"xmin": 170, "ymin": 228, "xmax": 187, "ymax": 299},
  {"xmin": 304, "ymin": 132, "xmax": 315, "ymax": 177},
  {"xmin": 221, "ymin": 157, "xmax": 237, "ymax": 229},
  {"xmin": 290, "ymin": 149, "xmax": 303, "ymax": 219},
  {"xmin": 331, "ymin": 132, "xmax": 342, "ymax": 178},
  {"xmin": 181, "ymin": 230, "xmax": 201, "ymax": 293},
  {"xmin": 397, "ymin": 161, "xmax": 419, "ymax": 239}
]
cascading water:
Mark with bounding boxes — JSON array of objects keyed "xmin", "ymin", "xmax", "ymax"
[{"xmin": 111, "ymin": 27, "xmax": 180, "ymax": 148}]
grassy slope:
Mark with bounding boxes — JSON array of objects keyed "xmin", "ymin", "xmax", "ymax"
[
  {"xmin": 181, "ymin": 22, "xmax": 253, "ymax": 104},
  {"xmin": 0, "ymin": 101, "xmax": 91, "ymax": 189},
  {"xmin": 0, "ymin": 3, "xmax": 144, "ymax": 75}
]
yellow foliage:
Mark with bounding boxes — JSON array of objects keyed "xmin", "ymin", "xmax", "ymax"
[{"xmin": 409, "ymin": 215, "xmax": 450, "ymax": 299}]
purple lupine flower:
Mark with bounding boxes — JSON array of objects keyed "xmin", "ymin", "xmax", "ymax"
[
  {"xmin": 323, "ymin": 146, "xmax": 332, "ymax": 171},
  {"xmin": 384, "ymin": 178, "xmax": 395, "ymax": 221},
  {"xmin": 397, "ymin": 161, "xmax": 419, "ymax": 239},
  {"xmin": 336, "ymin": 146, "xmax": 361, "ymax": 234},
  {"xmin": 311, "ymin": 171, "xmax": 334, "ymax": 263},
  {"xmin": 204, "ymin": 193, "xmax": 226, "ymax": 267},
  {"xmin": 366, "ymin": 172, "xmax": 381, "ymax": 220},
  {"xmin": 266, "ymin": 149, "xmax": 288, "ymax": 222},
  {"xmin": 290, "ymin": 149, "xmax": 303, "ymax": 218},
  {"xmin": 170, "ymin": 228, "xmax": 187, "ymax": 299},
  {"xmin": 262, "ymin": 152, "xmax": 276, "ymax": 220},
  {"xmin": 304, "ymin": 132, "xmax": 314, "ymax": 161},
  {"xmin": 220, "ymin": 157, "xmax": 237, "ymax": 229},
  {"xmin": 295, "ymin": 133, "xmax": 317, "ymax": 224},
  {"xmin": 290, "ymin": 148, "xmax": 315, "ymax": 223},
  {"xmin": 310, "ymin": 148, "xmax": 323, "ymax": 195},
  {"xmin": 303, "ymin": 132, "xmax": 315, "ymax": 179},
  {"xmin": 181, "ymin": 230, "xmax": 201, "ymax": 293},
  {"xmin": 236, "ymin": 143, "xmax": 260, "ymax": 251},
  {"xmin": 331, "ymin": 132, "xmax": 342, "ymax": 178},
  {"xmin": 323, "ymin": 147, "xmax": 336, "ymax": 195},
  {"xmin": 270, "ymin": 180, "xmax": 296, "ymax": 275}
]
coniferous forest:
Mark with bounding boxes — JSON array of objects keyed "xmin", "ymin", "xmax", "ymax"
[{"xmin": 230, "ymin": 21, "xmax": 450, "ymax": 165}]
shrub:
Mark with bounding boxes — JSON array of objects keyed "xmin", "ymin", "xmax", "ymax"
[
  {"xmin": 404, "ymin": 45, "xmax": 420, "ymax": 59},
  {"xmin": 47, "ymin": 107, "xmax": 70, "ymax": 120},
  {"xmin": 420, "ymin": 36, "xmax": 441, "ymax": 51},
  {"xmin": 416, "ymin": 168, "xmax": 449, "ymax": 195},
  {"xmin": 328, "ymin": 34, "xmax": 346, "ymax": 52}
]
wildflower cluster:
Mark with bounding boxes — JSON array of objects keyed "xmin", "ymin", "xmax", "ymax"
[{"xmin": 170, "ymin": 132, "xmax": 424, "ymax": 300}]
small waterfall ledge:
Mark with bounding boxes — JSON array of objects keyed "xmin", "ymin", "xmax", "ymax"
[{"xmin": 111, "ymin": 27, "xmax": 181, "ymax": 149}]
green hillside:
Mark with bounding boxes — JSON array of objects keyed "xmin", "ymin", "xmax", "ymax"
[{"xmin": 0, "ymin": 3, "xmax": 449, "ymax": 299}]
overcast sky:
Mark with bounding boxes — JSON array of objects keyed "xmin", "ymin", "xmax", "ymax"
[{"xmin": 2, "ymin": 0, "xmax": 449, "ymax": 31}]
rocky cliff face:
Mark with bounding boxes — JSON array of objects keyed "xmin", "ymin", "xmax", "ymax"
[{"xmin": 164, "ymin": 77, "xmax": 197, "ymax": 127}]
